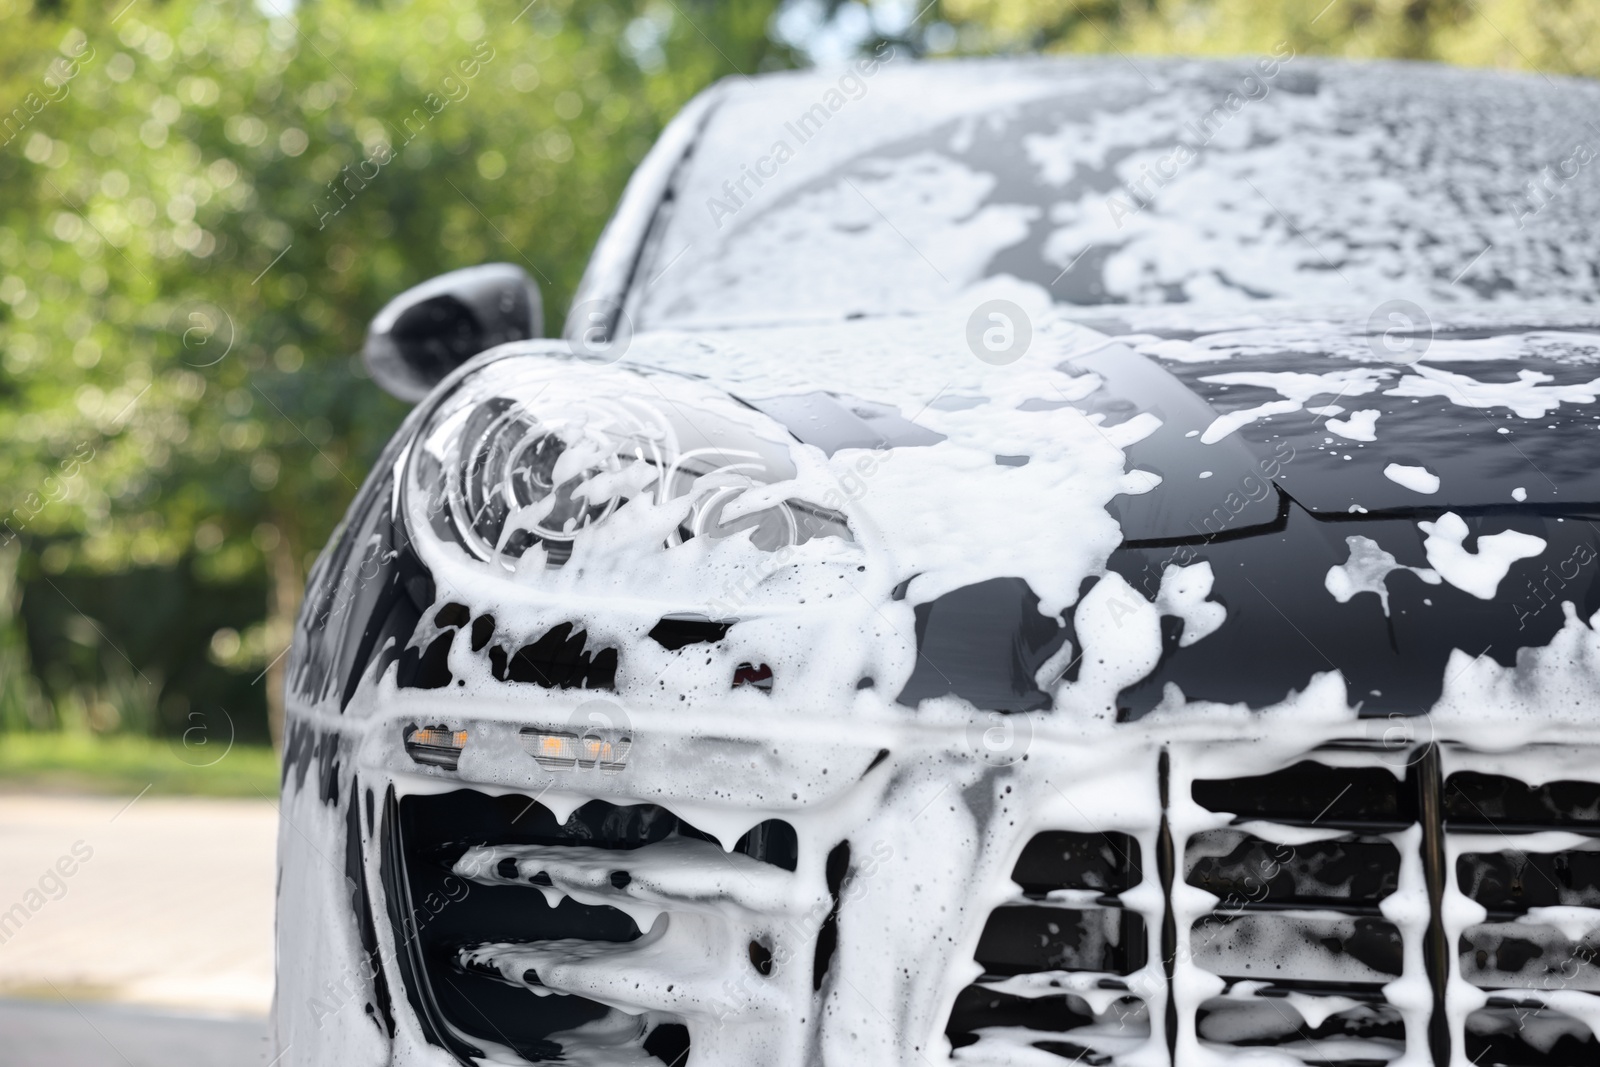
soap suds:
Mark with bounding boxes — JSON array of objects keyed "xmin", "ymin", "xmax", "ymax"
[
  {"xmin": 1155, "ymin": 562, "xmax": 1227, "ymax": 648},
  {"xmin": 1199, "ymin": 400, "xmax": 1302, "ymax": 444},
  {"xmin": 1324, "ymin": 535, "xmax": 1441, "ymax": 616},
  {"xmin": 1382, "ymin": 463, "xmax": 1440, "ymax": 495},
  {"xmin": 1327, "ymin": 409, "xmax": 1380, "ymax": 442},
  {"xmin": 1418, "ymin": 512, "xmax": 1546, "ymax": 600},
  {"xmin": 1386, "ymin": 364, "xmax": 1600, "ymax": 419},
  {"xmin": 1198, "ymin": 369, "xmax": 1390, "ymax": 442}
]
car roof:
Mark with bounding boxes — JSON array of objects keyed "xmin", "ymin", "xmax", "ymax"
[{"xmin": 613, "ymin": 54, "xmax": 1600, "ymax": 331}]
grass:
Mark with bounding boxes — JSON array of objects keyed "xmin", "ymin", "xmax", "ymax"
[{"xmin": 0, "ymin": 731, "xmax": 281, "ymax": 798}]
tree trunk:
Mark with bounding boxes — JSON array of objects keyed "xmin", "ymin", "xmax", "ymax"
[{"xmin": 265, "ymin": 536, "xmax": 303, "ymax": 751}]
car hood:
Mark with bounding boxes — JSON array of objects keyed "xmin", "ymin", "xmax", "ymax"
[
  {"xmin": 644, "ymin": 300, "xmax": 1600, "ymax": 529},
  {"xmin": 618, "ymin": 299, "xmax": 1600, "ymax": 724},
  {"xmin": 294, "ymin": 299, "xmax": 1600, "ymax": 738}
]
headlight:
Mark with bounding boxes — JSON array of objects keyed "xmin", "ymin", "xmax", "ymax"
[{"xmin": 404, "ymin": 354, "xmax": 850, "ymax": 571}]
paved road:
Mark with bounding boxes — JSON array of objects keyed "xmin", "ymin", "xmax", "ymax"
[
  {"xmin": 0, "ymin": 794, "xmax": 276, "ymax": 1016},
  {"xmin": 0, "ymin": 998, "xmax": 271, "ymax": 1066}
]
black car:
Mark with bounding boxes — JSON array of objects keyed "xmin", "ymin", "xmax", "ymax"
[{"xmin": 275, "ymin": 54, "xmax": 1600, "ymax": 1067}]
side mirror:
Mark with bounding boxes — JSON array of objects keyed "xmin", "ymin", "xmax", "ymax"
[{"xmin": 363, "ymin": 263, "xmax": 541, "ymax": 402}]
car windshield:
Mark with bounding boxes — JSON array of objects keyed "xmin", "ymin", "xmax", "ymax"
[{"xmin": 631, "ymin": 56, "xmax": 1600, "ymax": 331}]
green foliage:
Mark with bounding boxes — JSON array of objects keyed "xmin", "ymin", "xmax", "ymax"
[
  {"xmin": 0, "ymin": 729, "xmax": 280, "ymax": 795},
  {"xmin": 0, "ymin": 543, "xmax": 49, "ymax": 730},
  {"xmin": 0, "ymin": 0, "xmax": 793, "ymax": 738},
  {"xmin": 934, "ymin": 0, "xmax": 1600, "ymax": 76},
  {"xmin": 2, "ymin": 0, "xmax": 793, "ymax": 575},
  {"xmin": 0, "ymin": 0, "xmax": 1592, "ymax": 744}
]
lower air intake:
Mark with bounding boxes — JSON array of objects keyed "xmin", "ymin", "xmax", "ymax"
[{"xmin": 381, "ymin": 786, "xmax": 795, "ymax": 1064}]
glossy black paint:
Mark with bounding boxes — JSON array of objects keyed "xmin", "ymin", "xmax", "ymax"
[
  {"xmin": 486, "ymin": 622, "xmax": 618, "ymax": 690},
  {"xmin": 896, "ymin": 577, "xmax": 1068, "ymax": 713},
  {"xmin": 647, "ymin": 616, "xmax": 732, "ymax": 650},
  {"xmin": 288, "ymin": 412, "xmax": 437, "ymax": 714},
  {"xmin": 1063, "ymin": 346, "xmax": 1282, "ymax": 542},
  {"xmin": 281, "ymin": 719, "xmax": 343, "ymax": 806},
  {"xmin": 1161, "ymin": 338, "xmax": 1600, "ymax": 513},
  {"xmin": 343, "ymin": 779, "xmax": 394, "ymax": 1037},
  {"xmin": 1108, "ymin": 501, "xmax": 1600, "ymax": 718}
]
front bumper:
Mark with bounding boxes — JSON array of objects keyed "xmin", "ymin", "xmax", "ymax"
[{"xmin": 273, "ymin": 692, "xmax": 1600, "ymax": 1067}]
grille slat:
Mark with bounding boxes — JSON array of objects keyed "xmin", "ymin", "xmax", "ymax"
[
  {"xmin": 1449, "ymin": 769, "xmax": 1600, "ymax": 1066},
  {"xmin": 1180, "ymin": 754, "xmax": 1600, "ymax": 1067},
  {"xmin": 1191, "ymin": 912, "xmax": 1405, "ymax": 986},
  {"xmin": 1457, "ymin": 848, "xmax": 1600, "ymax": 914},
  {"xmin": 1186, "ymin": 830, "xmax": 1401, "ymax": 913},
  {"xmin": 1192, "ymin": 761, "xmax": 1413, "ymax": 831},
  {"xmin": 1465, "ymin": 1002, "xmax": 1600, "ymax": 1067},
  {"xmin": 1459, "ymin": 923, "xmax": 1600, "ymax": 992},
  {"xmin": 1446, "ymin": 774, "xmax": 1600, "ymax": 831},
  {"xmin": 947, "ymin": 831, "xmax": 1152, "ymax": 1062},
  {"xmin": 975, "ymin": 905, "xmax": 1148, "ymax": 978},
  {"xmin": 1188, "ymin": 757, "xmax": 1419, "ymax": 1066}
]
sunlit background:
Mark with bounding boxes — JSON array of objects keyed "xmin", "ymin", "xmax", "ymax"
[{"xmin": 0, "ymin": 0, "xmax": 1591, "ymax": 1049}]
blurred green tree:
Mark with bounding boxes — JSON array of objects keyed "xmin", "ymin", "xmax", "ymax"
[
  {"xmin": 933, "ymin": 0, "xmax": 1600, "ymax": 75},
  {"xmin": 3, "ymin": 0, "xmax": 1595, "ymax": 746},
  {"xmin": 0, "ymin": 0, "xmax": 794, "ymax": 743}
]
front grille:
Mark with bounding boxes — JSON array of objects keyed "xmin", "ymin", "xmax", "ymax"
[
  {"xmin": 381, "ymin": 786, "xmax": 796, "ymax": 1064},
  {"xmin": 1188, "ymin": 749, "xmax": 1600, "ymax": 1067},
  {"xmin": 372, "ymin": 743, "xmax": 1600, "ymax": 1066},
  {"xmin": 1188, "ymin": 758, "xmax": 1413, "ymax": 1067},
  {"xmin": 1450, "ymin": 772, "xmax": 1600, "ymax": 1066},
  {"xmin": 946, "ymin": 831, "xmax": 1151, "ymax": 1064},
  {"xmin": 945, "ymin": 745, "xmax": 1600, "ymax": 1067}
]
